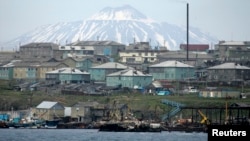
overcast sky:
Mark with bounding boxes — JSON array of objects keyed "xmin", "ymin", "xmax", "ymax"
[{"xmin": 0, "ymin": 0, "xmax": 250, "ymax": 43}]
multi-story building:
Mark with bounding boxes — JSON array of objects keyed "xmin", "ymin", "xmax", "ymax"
[
  {"xmin": 214, "ymin": 41, "xmax": 250, "ymax": 63},
  {"xmin": 0, "ymin": 60, "xmax": 21, "ymax": 80},
  {"xmin": 18, "ymin": 42, "xmax": 59, "ymax": 59},
  {"xmin": 53, "ymin": 45, "xmax": 94, "ymax": 60},
  {"xmin": 45, "ymin": 68, "xmax": 90, "ymax": 84},
  {"xmin": 61, "ymin": 57, "xmax": 93, "ymax": 72},
  {"xmin": 12, "ymin": 61, "xmax": 68, "ymax": 81},
  {"xmin": 119, "ymin": 42, "xmax": 168, "ymax": 71},
  {"xmin": 207, "ymin": 62, "xmax": 250, "ymax": 83},
  {"xmin": 67, "ymin": 41, "xmax": 125, "ymax": 57},
  {"xmin": 89, "ymin": 62, "xmax": 131, "ymax": 82},
  {"xmin": 106, "ymin": 69, "xmax": 153, "ymax": 89},
  {"xmin": 148, "ymin": 60, "xmax": 195, "ymax": 81}
]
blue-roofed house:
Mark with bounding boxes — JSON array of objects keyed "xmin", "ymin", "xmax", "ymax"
[
  {"xmin": 89, "ymin": 62, "xmax": 131, "ymax": 82},
  {"xmin": 148, "ymin": 60, "xmax": 195, "ymax": 81},
  {"xmin": 33, "ymin": 101, "xmax": 65, "ymax": 120},
  {"xmin": 106, "ymin": 69, "xmax": 153, "ymax": 89}
]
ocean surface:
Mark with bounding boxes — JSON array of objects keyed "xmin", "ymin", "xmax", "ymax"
[{"xmin": 0, "ymin": 129, "xmax": 208, "ymax": 141}]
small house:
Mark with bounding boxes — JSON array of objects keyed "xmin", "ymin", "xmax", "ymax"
[
  {"xmin": 71, "ymin": 101, "xmax": 100, "ymax": 123},
  {"xmin": 33, "ymin": 101, "xmax": 65, "ymax": 121}
]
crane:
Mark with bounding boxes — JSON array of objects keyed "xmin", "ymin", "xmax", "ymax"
[{"xmin": 198, "ymin": 110, "xmax": 210, "ymax": 125}]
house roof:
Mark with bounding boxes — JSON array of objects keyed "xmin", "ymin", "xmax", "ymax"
[
  {"xmin": 158, "ymin": 51, "xmax": 214, "ymax": 59},
  {"xmin": 36, "ymin": 101, "xmax": 59, "ymax": 109},
  {"xmin": 63, "ymin": 56, "xmax": 92, "ymax": 62},
  {"xmin": 107, "ymin": 69, "xmax": 152, "ymax": 77},
  {"xmin": 40, "ymin": 62, "xmax": 67, "ymax": 67},
  {"xmin": 230, "ymin": 103, "xmax": 250, "ymax": 108},
  {"xmin": 68, "ymin": 41, "xmax": 125, "ymax": 46},
  {"xmin": 13, "ymin": 61, "xmax": 40, "ymax": 67},
  {"xmin": 208, "ymin": 63, "xmax": 250, "ymax": 70},
  {"xmin": 1, "ymin": 60, "xmax": 21, "ymax": 67},
  {"xmin": 20, "ymin": 42, "xmax": 59, "ymax": 50},
  {"xmin": 47, "ymin": 67, "xmax": 89, "ymax": 74},
  {"xmin": 149, "ymin": 60, "xmax": 194, "ymax": 68},
  {"xmin": 217, "ymin": 41, "xmax": 250, "ymax": 46},
  {"xmin": 20, "ymin": 57, "xmax": 55, "ymax": 62},
  {"xmin": 91, "ymin": 62, "xmax": 130, "ymax": 69}
]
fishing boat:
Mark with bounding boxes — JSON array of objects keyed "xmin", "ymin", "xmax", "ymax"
[
  {"xmin": 44, "ymin": 119, "xmax": 61, "ymax": 129},
  {"xmin": 99, "ymin": 121, "xmax": 162, "ymax": 132},
  {"xmin": 0, "ymin": 121, "xmax": 9, "ymax": 128}
]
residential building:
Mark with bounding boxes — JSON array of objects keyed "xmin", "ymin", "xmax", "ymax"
[
  {"xmin": 89, "ymin": 62, "xmax": 131, "ymax": 82},
  {"xmin": 106, "ymin": 69, "xmax": 153, "ymax": 89},
  {"xmin": 0, "ymin": 60, "xmax": 21, "ymax": 80},
  {"xmin": 13, "ymin": 62, "xmax": 40, "ymax": 81},
  {"xmin": 61, "ymin": 57, "xmax": 93, "ymax": 72},
  {"xmin": 207, "ymin": 62, "xmax": 250, "ymax": 83},
  {"xmin": 71, "ymin": 101, "xmax": 100, "ymax": 123},
  {"xmin": 33, "ymin": 101, "xmax": 65, "ymax": 121},
  {"xmin": 0, "ymin": 51, "xmax": 15, "ymax": 64},
  {"xmin": 157, "ymin": 51, "xmax": 215, "ymax": 68},
  {"xmin": 11, "ymin": 61, "xmax": 68, "ymax": 81},
  {"xmin": 119, "ymin": 50, "xmax": 160, "ymax": 64},
  {"xmin": 214, "ymin": 41, "xmax": 250, "ymax": 63},
  {"xmin": 148, "ymin": 60, "xmax": 195, "ymax": 81},
  {"xmin": 37, "ymin": 62, "xmax": 69, "ymax": 80},
  {"xmin": 45, "ymin": 67, "xmax": 90, "ymax": 84},
  {"xmin": 18, "ymin": 42, "xmax": 59, "ymax": 59},
  {"xmin": 120, "ymin": 42, "xmax": 169, "ymax": 71},
  {"xmin": 53, "ymin": 45, "xmax": 94, "ymax": 60},
  {"xmin": 67, "ymin": 41, "xmax": 125, "ymax": 57}
]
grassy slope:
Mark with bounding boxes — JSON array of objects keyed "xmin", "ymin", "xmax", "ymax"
[{"xmin": 1, "ymin": 80, "xmax": 250, "ymax": 118}]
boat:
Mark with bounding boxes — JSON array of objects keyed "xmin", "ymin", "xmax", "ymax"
[
  {"xmin": 0, "ymin": 121, "xmax": 9, "ymax": 128},
  {"xmin": 99, "ymin": 122, "xmax": 162, "ymax": 132},
  {"xmin": 44, "ymin": 119, "xmax": 61, "ymax": 129}
]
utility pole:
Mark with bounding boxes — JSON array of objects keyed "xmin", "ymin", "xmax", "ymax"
[{"xmin": 186, "ymin": 3, "xmax": 189, "ymax": 61}]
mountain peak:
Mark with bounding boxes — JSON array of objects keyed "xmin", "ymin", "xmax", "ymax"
[
  {"xmin": 2, "ymin": 5, "xmax": 218, "ymax": 51},
  {"xmin": 89, "ymin": 5, "xmax": 148, "ymax": 20}
]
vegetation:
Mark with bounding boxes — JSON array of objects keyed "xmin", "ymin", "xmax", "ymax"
[{"xmin": 1, "ymin": 80, "xmax": 250, "ymax": 120}]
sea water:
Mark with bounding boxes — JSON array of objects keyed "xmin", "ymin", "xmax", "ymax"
[{"xmin": 0, "ymin": 129, "xmax": 207, "ymax": 141}]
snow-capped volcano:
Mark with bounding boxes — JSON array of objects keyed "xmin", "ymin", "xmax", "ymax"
[
  {"xmin": 3, "ymin": 5, "xmax": 218, "ymax": 50},
  {"xmin": 89, "ymin": 5, "xmax": 150, "ymax": 21}
]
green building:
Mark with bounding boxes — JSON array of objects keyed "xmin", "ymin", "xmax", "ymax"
[
  {"xmin": 45, "ymin": 68, "xmax": 90, "ymax": 84},
  {"xmin": 89, "ymin": 62, "xmax": 130, "ymax": 82},
  {"xmin": 148, "ymin": 60, "xmax": 195, "ymax": 81},
  {"xmin": 106, "ymin": 69, "xmax": 153, "ymax": 89}
]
